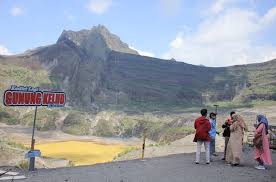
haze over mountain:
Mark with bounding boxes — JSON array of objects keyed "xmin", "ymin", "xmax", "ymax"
[{"xmin": 0, "ymin": 25, "xmax": 276, "ymax": 110}]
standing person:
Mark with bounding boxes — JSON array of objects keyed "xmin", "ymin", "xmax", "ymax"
[
  {"xmin": 209, "ymin": 112, "xmax": 218, "ymax": 158},
  {"xmin": 194, "ymin": 109, "xmax": 211, "ymax": 164},
  {"xmin": 254, "ymin": 114, "xmax": 272, "ymax": 170},
  {"xmin": 226, "ymin": 114, "xmax": 248, "ymax": 166},
  {"xmin": 221, "ymin": 111, "xmax": 235, "ymax": 160}
]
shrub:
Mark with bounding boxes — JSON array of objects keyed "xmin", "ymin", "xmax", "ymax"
[
  {"xmin": 62, "ymin": 111, "xmax": 90, "ymax": 135},
  {"xmin": 22, "ymin": 109, "xmax": 58, "ymax": 131},
  {"xmin": 63, "ymin": 112, "xmax": 82, "ymax": 126},
  {"xmin": 62, "ymin": 122, "xmax": 90, "ymax": 135},
  {"xmin": 94, "ymin": 119, "xmax": 114, "ymax": 137},
  {"xmin": 17, "ymin": 160, "xmax": 29, "ymax": 170},
  {"xmin": 0, "ymin": 110, "xmax": 20, "ymax": 125}
]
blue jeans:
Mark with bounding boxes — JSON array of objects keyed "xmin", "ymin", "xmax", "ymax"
[{"xmin": 210, "ymin": 138, "xmax": 216, "ymax": 155}]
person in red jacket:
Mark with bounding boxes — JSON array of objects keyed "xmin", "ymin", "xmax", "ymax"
[{"xmin": 194, "ymin": 109, "xmax": 211, "ymax": 164}]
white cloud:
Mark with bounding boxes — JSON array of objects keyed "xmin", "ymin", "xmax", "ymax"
[
  {"xmin": 210, "ymin": 0, "xmax": 232, "ymax": 14},
  {"xmin": 10, "ymin": 7, "xmax": 24, "ymax": 16},
  {"xmin": 0, "ymin": 45, "xmax": 12, "ymax": 55},
  {"xmin": 159, "ymin": 0, "xmax": 182, "ymax": 16},
  {"xmin": 129, "ymin": 46, "xmax": 155, "ymax": 57},
  {"xmin": 164, "ymin": 7, "xmax": 276, "ymax": 67},
  {"xmin": 86, "ymin": 0, "xmax": 112, "ymax": 14},
  {"xmin": 64, "ymin": 11, "xmax": 76, "ymax": 21},
  {"xmin": 170, "ymin": 33, "xmax": 184, "ymax": 48},
  {"xmin": 262, "ymin": 6, "xmax": 276, "ymax": 26}
]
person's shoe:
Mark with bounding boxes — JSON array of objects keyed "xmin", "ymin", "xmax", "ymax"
[
  {"xmin": 206, "ymin": 162, "xmax": 210, "ymax": 164},
  {"xmin": 255, "ymin": 165, "xmax": 266, "ymax": 170},
  {"xmin": 195, "ymin": 162, "xmax": 199, "ymax": 164},
  {"xmin": 231, "ymin": 163, "xmax": 239, "ymax": 167},
  {"xmin": 212, "ymin": 153, "xmax": 218, "ymax": 156},
  {"xmin": 221, "ymin": 157, "xmax": 225, "ymax": 160}
]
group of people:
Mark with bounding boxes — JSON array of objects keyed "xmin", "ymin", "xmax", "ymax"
[{"xmin": 193, "ymin": 109, "xmax": 273, "ymax": 170}]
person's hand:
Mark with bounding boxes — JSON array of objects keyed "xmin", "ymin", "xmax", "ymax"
[{"xmin": 216, "ymin": 132, "xmax": 220, "ymax": 135}]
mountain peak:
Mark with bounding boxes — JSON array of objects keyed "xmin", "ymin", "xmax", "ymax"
[
  {"xmin": 57, "ymin": 25, "xmax": 139, "ymax": 55},
  {"xmin": 91, "ymin": 24, "xmax": 109, "ymax": 33}
]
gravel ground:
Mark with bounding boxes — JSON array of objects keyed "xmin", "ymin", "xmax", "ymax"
[
  {"xmin": 18, "ymin": 148, "xmax": 276, "ymax": 182},
  {"xmin": 116, "ymin": 134, "xmax": 225, "ymax": 161}
]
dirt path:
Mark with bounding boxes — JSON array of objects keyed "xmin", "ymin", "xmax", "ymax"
[{"xmin": 19, "ymin": 148, "xmax": 276, "ymax": 182}]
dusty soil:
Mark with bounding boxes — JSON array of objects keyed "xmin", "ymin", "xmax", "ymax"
[
  {"xmin": 116, "ymin": 134, "xmax": 225, "ymax": 161},
  {"xmin": 0, "ymin": 123, "xmax": 142, "ymax": 146},
  {"xmin": 15, "ymin": 148, "xmax": 276, "ymax": 182}
]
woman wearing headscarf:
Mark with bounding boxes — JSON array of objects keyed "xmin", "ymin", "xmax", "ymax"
[
  {"xmin": 226, "ymin": 114, "xmax": 248, "ymax": 166},
  {"xmin": 254, "ymin": 114, "xmax": 272, "ymax": 170}
]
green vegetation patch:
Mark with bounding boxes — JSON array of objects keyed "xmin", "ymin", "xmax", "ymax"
[
  {"xmin": 93, "ymin": 119, "xmax": 114, "ymax": 137},
  {"xmin": 0, "ymin": 138, "xmax": 29, "ymax": 150},
  {"xmin": 21, "ymin": 108, "xmax": 59, "ymax": 131},
  {"xmin": 62, "ymin": 111, "xmax": 90, "ymax": 135},
  {"xmin": 0, "ymin": 62, "xmax": 51, "ymax": 90},
  {"xmin": 0, "ymin": 107, "xmax": 20, "ymax": 125}
]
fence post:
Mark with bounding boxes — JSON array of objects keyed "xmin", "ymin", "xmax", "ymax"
[
  {"xmin": 29, "ymin": 106, "xmax": 38, "ymax": 171},
  {"xmin": 141, "ymin": 129, "xmax": 147, "ymax": 160}
]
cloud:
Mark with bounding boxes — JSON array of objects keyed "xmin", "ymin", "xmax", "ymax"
[
  {"xmin": 164, "ymin": 6, "xmax": 276, "ymax": 67},
  {"xmin": 64, "ymin": 11, "xmax": 76, "ymax": 21},
  {"xmin": 0, "ymin": 45, "xmax": 12, "ymax": 55},
  {"xmin": 207, "ymin": 0, "xmax": 242, "ymax": 15},
  {"xmin": 170, "ymin": 33, "xmax": 184, "ymax": 49},
  {"xmin": 262, "ymin": 6, "xmax": 276, "ymax": 26},
  {"xmin": 10, "ymin": 7, "xmax": 24, "ymax": 16},
  {"xmin": 86, "ymin": 0, "xmax": 112, "ymax": 14},
  {"xmin": 129, "ymin": 46, "xmax": 155, "ymax": 57},
  {"xmin": 209, "ymin": 0, "xmax": 232, "ymax": 14},
  {"xmin": 159, "ymin": 0, "xmax": 182, "ymax": 16}
]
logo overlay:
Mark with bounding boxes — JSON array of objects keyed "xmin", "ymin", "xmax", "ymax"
[{"xmin": 3, "ymin": 85, "xmax": 66, "ymax": 107}]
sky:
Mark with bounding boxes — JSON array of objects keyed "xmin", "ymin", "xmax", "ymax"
[{"xmin": 0, "ymin": 0, "xmax": 276, "ymax": 67}]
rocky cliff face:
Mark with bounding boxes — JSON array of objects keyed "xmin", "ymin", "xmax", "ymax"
[
  {"xmin": 57, "ymin": 25, "xmax": 138, "ymax": 58},
  {"xmin": 1, "ymin": 25, "xmax": 276, "ymax": 110}
]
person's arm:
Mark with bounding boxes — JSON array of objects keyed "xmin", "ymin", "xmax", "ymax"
[
  {"xmin": 222, "ymin": 119, "xmax": 228, "ymax": 128},
  {"xmin": 206, "ymin": 119, "xmax": 211, "ymax": 131},
  {"xmin": 194, "ymin": 120, "xmax": 197, "ymax": 129},
  {"xmin": 255, "ymin": 123, "xmax": 264, "ymax": 135},
  {"xmin": 230, "ymin": 122, "xmax": 237, "ymax": 132},
  {"xmin": 216, "ymin": 121, "xmax": 220, "ymax": 135},
  {"xmin": 243, "ymin": 122, "xmax": 248, "ymax": 132}
]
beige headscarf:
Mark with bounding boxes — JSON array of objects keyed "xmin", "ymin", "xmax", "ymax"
[{"xmin": 232, "ymin": 114, "xmax": 248, "ymax": 131}]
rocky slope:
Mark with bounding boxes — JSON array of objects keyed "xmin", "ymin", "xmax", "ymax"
[{"xmin": 0, "ymin": 25, "xmax": 276, "ymax": 110}]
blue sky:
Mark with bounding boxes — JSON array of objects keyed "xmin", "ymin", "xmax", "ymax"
[{"xmin": 0, "ymin": 0, "xmax": 276, "ymax": 67}]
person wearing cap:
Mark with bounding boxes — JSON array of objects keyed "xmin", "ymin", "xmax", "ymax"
[{"xmin": 209, "ymin": 112, "xmax": 218, "ymax": 158}]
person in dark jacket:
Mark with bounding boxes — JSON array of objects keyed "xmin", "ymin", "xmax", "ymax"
[
  {"xmin": 194, "ymin": 109, "xmax": 211, "ymax": 164},
  {"xmin": 221, "ymin": 111, "xmax": 235, "ymax": 160}
]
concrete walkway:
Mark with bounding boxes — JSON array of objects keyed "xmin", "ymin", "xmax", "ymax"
[{"xmin": 22, "ymin": 149, "xmax": 276, "ymax": 182}]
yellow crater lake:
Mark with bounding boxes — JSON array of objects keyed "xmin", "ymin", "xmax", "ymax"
[{"xmin": 36, "ymin": 141, "xmax": 132, "ymax": 166}]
